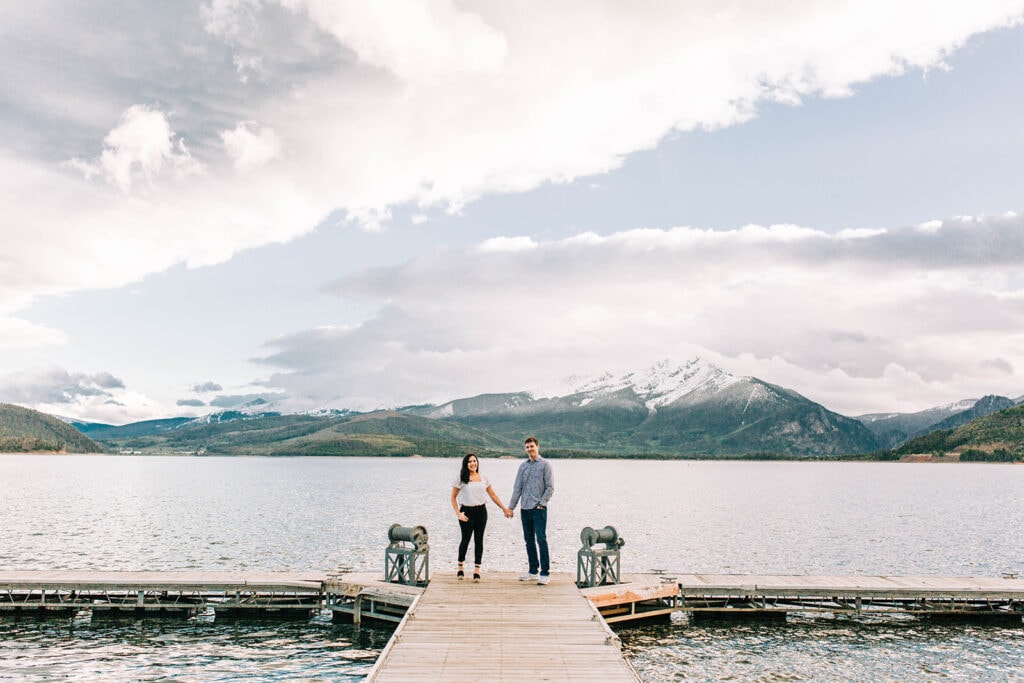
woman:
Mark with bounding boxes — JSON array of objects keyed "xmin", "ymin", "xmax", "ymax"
[{"xmin": 450, "ymin": 453, "xmax": 513, "ymax": 582}]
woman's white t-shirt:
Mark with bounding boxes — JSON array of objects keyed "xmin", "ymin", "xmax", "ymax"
[{"xmin": 453, "ymin": 475, "xmax": 491, "ymax": 506}]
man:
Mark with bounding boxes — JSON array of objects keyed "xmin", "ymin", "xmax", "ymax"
[{"xmin": 508, "ymin": 435, "xmax": 554, "ymax": 585}]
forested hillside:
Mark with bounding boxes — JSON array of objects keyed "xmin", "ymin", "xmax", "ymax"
[
  {"xmin": 883, "ymin": 404, "xmax": 1024, "ymax": 462},
  {"xmin": 0, "ymin": 403, "xmax": 104, "ymax": 453}
]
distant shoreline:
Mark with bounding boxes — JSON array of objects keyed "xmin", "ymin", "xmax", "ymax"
[{"xmin": 4, "ymin": 450, "xmax": 1020, "ymax": 463}]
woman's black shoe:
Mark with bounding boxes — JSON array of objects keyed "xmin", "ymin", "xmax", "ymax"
[{"xmin": 457, "ymin": 569, "xmax": 465, "ymax": 580}]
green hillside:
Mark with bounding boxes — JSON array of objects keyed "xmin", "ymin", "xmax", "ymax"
[
  {"xmin": 98, "ymin": 410, "xmax": 517, "ymax": 457},
  {"xmin": 75, "ymin": 416, "xmax": 194, "ymax": 440},
  {"xmin": 0, "ymin": 403, "xmax": 104, "ymax": 453},
  {"xmin": 884, "ymin": 404, "xmax": 1024, "ymax": 462}
]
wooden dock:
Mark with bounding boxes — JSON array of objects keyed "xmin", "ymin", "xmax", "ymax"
[
  {"xmin": 5, "ymin": 570, "xmax": 1021, "ymax": 624},
  {"xmin": 0, "ymin": 570, "xmax": 324, "ymax": 617},
  {"xmin": 581, "ymin": 572, "xmax": 1024, "ymax": 623},
  {"xmin": 3, "ymin": 569, "xmax": 1021, "ymax": 680},
  {"xmin": 364, "ymin": 572, "xmax": 640, "ymax": 683},
  {"xmin": 669, "ymin": 573, "xmax": 1024, "ymax": 619}
]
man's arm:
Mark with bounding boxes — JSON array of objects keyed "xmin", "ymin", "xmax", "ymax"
[
  {"xmin": 540, "ymin": 460, "xmax": 554, "ymax": 505},
  {"xmin": 508, "ymin": 464, "xmax": 524, "ymax": 510}
]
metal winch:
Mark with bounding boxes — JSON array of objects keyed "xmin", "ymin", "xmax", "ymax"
[
  {"xmin": 384, "ymin": 523, "xmax": 430, "ymax": 586},
  {"xmin": 576, "ymin": 525, "xmax": 625, "ymax": 588}
]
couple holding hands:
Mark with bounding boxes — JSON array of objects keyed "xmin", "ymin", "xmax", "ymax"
[{"xmin": 449, "ymin": 436, "xmax": 554, "ymax": 585}]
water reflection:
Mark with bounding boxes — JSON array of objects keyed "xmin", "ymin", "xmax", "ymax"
[
  {"xmin": 620, "ymin": 613, "xmax": 1024, "ymax": 682},
  {"xmin": 0, "ymin": 612, "xmax": 393, "ymax": 682}
]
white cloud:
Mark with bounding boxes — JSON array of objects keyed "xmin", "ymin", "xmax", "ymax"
[
  {"xmin": 477, "ymin": 236, "xmax": 537, "ymax": 253},
  {"xmin": 201, "ymin": 0, "xmax": 264, "ymax": 39},
  {"xmin": 260, "ymin": 214, "xmax": 1024, "ymax": 415},
  {"xmin": 0, "ymin": 141, "xmax": 330, "ymax": 352},
  {"xmin": 232, "ymin": 54, "xmax": 265, "ymax": 82},
  {"xmin": 66, "ymin": 105, "xmax": 203, "ymax": 191},
  {"xmin": 0, "ymin": 317, "xmax": 68, "ymax": 350},
  {"xmin": 221, "ymin": 121, "xmax": 283, "ymax": 170},
  {"xmin": 0, "ymin": 366, "xmax": 122, "ymax": 405},
  {"xmin": 4, "ymin": 1, "xmax": 1021, "ymax": 307},
  {"xmin": 287, "ymin": 0, "xmax": 509, "ymax": 83}
]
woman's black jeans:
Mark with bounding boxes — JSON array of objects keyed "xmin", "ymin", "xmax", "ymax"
[{"xmin": 457, "ymin": 504, "xmax": 488, "ymax": 565}]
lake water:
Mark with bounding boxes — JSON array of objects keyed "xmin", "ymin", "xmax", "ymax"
[{"xmin": 1, "ymin": 455, "xmax": 1022, "ymax": 681}]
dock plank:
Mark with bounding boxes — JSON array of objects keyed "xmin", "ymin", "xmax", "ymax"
[{"xmin": 367, "ymin": 572, "xmax": 640, "ymax": 683}]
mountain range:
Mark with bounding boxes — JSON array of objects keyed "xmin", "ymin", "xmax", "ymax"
[
  {"xmin": 407, "ymin": 359, "xmax": 879, "ymax": 455},
  {"xmin": 55, "ymin": 358, "xmax": 1023, "ymax": 459}
]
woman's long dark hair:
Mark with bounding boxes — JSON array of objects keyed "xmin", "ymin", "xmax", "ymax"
[{"xmin": 459, "ymin": 453, "xmax": 478, "ymax": 484}]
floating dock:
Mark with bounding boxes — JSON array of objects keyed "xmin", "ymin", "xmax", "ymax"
[
  {"xmin": 668, "ymin": 573, "xmax": 1024, "ymax": 623},
  {"xmin": 4, "ymin": 570, "xmax": 1021, "ymax": 624},
  {"xmin": 327, "ymin": 571, "xmax": 1024, "ymax": 627},
  {"xmin": 0, "ymin": 571, "xmax": 324, "ymax": 619}
]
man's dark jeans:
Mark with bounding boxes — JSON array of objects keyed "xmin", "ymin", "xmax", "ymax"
[{"xmin": 520, "ymin": 507, "xmax": 549, "ymax": 576}]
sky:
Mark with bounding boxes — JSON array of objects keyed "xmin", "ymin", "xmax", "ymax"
[{"xmin": 2, "ymin": 1, "xmax": 1024, "ymax": 425}]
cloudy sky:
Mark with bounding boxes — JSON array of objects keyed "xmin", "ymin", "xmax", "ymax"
[{"xmin": 2, "ymin": 1, "xmax": 1024, "ymax": 425}]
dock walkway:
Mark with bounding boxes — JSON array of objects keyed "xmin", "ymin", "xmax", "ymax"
[{"xmin": 366, "ymin": 572, "xmax": 640, "ymax": 683}]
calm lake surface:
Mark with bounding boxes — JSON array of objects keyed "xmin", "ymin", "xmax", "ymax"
[{"xmin": 1, "ymin": 455, "xmax": 1022, "ymax": 681}]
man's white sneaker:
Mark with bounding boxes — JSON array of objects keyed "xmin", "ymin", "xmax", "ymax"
[
  {"xmin": 536, "ymin": 575, "xmax": 550, "ymax": 585},
  {"xmin": 519, "ymin": 573, "xmax": 538, "ymax": 581}
]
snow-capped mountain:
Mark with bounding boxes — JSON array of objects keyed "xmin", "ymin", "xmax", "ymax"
[
  {"xmin": 415, "ymin": 358, "xmax": 881, "ymax": 456},
  {"xmin": 184, "ymin": 398, "xmax": 281, "ymax": 425},
  {"xmin": 857, "ymin": 398, "xmax": 978, "ymax": 425},
  {"xmin": 535, "ymin": 358, "xmax": 742, "ymax": 411},
  {"xmin": 429, "ymin": 358, "xmax": 747, "ymax": 418},
  {"xmin": 183, "ymin": 398, "xmax": 352, "ymax": 425}
]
